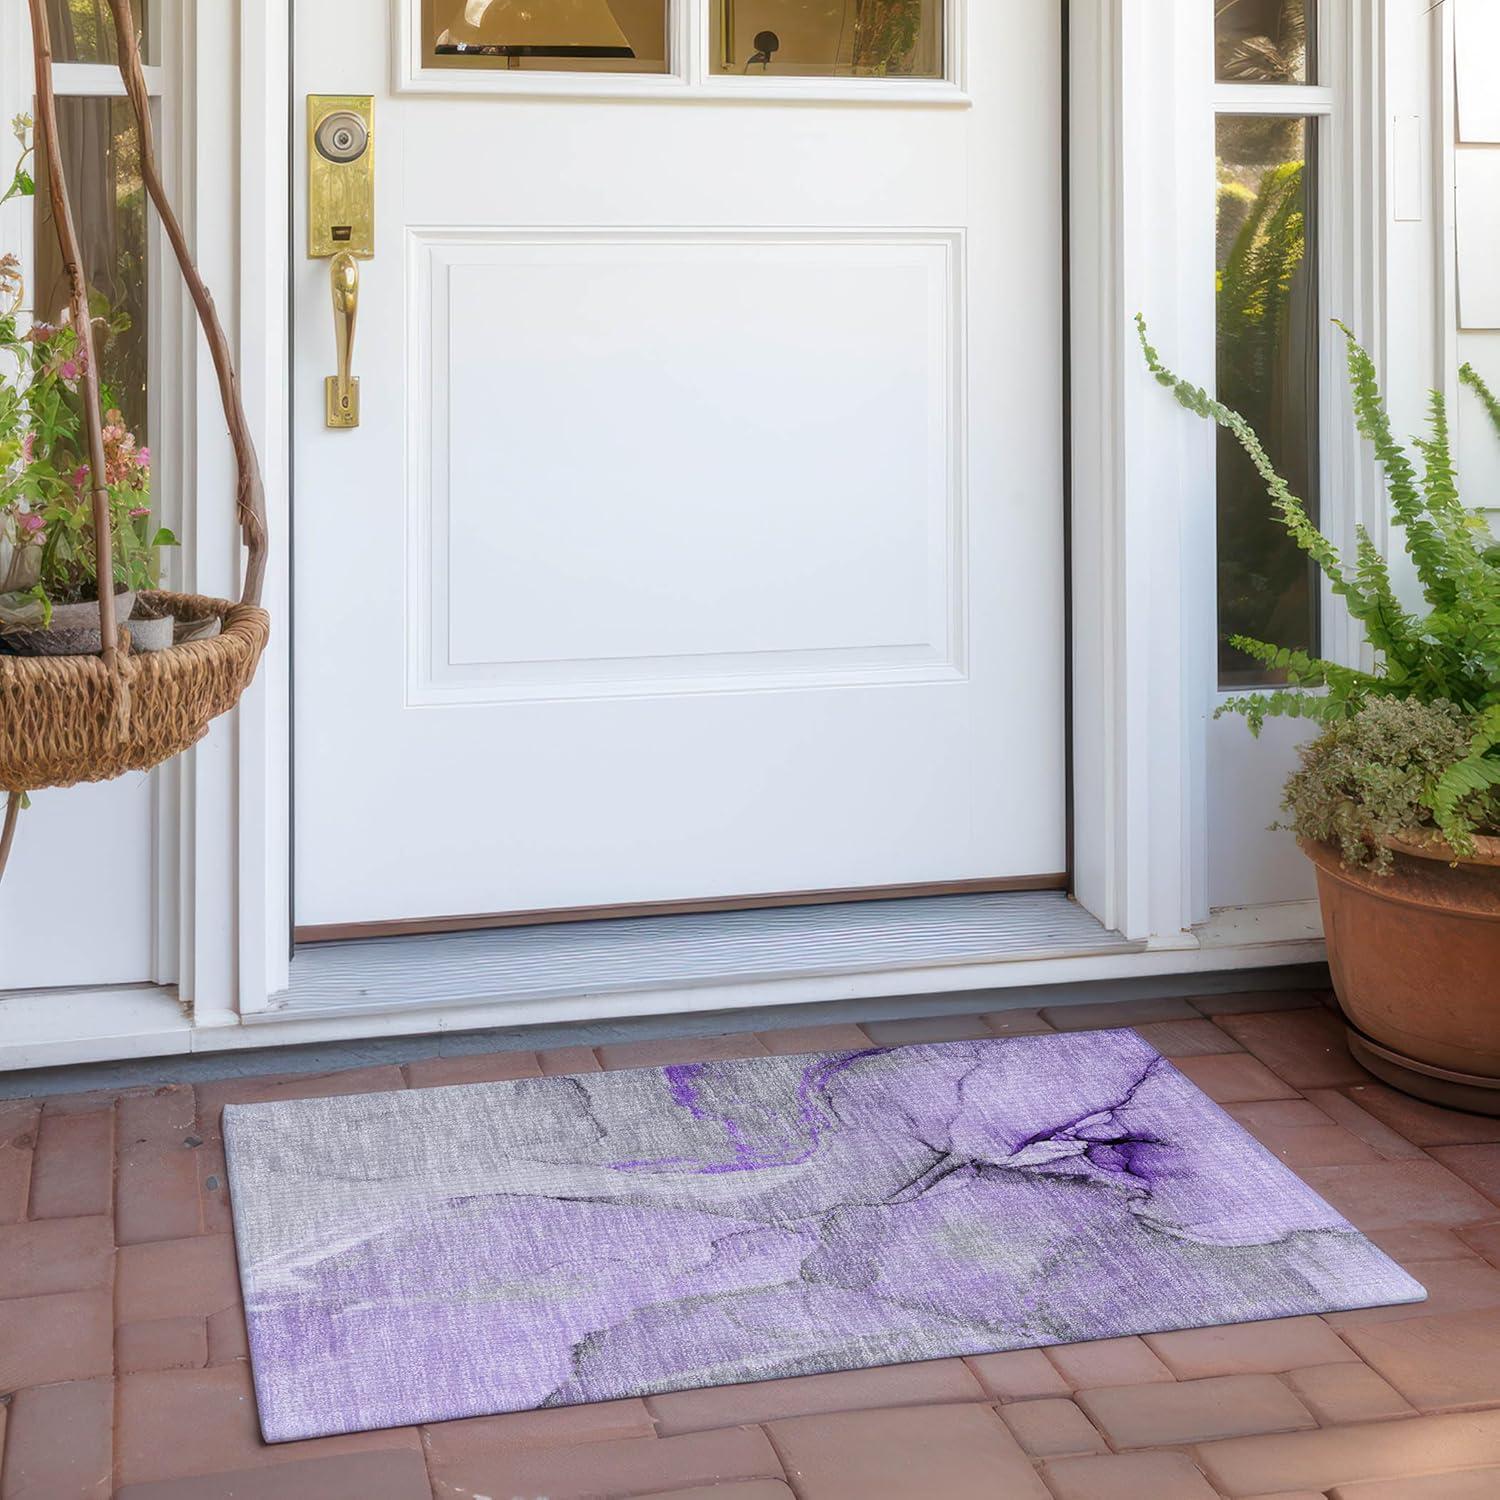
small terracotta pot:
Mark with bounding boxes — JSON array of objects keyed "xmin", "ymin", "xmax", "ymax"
[{"xmin": 1304, "ymin": 836, "xmax": 1500, "ymax": 1114}]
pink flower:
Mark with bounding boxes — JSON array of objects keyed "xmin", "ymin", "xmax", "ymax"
[
  {"xmin": 58, "ymin": 358, "xmax": 83, "ymax": 383},
  {"xmin": 129, "ymin": 505, "xmax": 150, "ymax": 518},
  {"xmin": 18, "ymin": 512, "xmax": 44, "ymax": 536},
  {"xmin": 135, "ymin": 447, "xmax": 150, "ymax": 469},
  {"xmin": 20, "ymin": 433, "xmax": 34, "ymax": 463},
  {"xmin": 71, "ymin": 464, "xmax": 89, "ymax": 491}
]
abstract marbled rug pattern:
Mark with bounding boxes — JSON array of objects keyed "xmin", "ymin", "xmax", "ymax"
[{"xmin": 223, "ymin": 1032, "xmax": 1425, "ymax": 1441}]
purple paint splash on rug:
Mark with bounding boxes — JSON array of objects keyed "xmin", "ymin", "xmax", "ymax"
[{"xmin": 221, "ymin": 1031, "xmax": 1425, "ymax": 1442}]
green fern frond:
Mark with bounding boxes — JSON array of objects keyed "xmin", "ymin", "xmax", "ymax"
[
  {"xmin": 1461, "ymin": 362, "xmax": 1500, "ymax": 442},
  {"xmin": 1429, "ymin": 703, "xmax": 1500, "ymax": 840},
  {"xmin": 1215, "ymin": 690, "xmax": 1347, "ymax": 737},
  {"xmin": 1337, "ymin": 324, "xmax": 1454, "ymax": 606},
  {"xmin": 1137, "ymin": 316, "xmax": 1354, "ymax": 599}
]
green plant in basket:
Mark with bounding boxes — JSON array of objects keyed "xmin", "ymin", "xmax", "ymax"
[{"xmin": 1138, "ymin": 314, "xmax": 1500, "ymax": 864}]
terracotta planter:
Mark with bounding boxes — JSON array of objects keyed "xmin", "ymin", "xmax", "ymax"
[{"xmin": 1304, "ymin": 835, "xmax": 1500, "ymax": 1115}]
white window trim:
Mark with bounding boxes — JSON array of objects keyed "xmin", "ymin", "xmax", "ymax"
[
  {"xmin": 391, "ymin": 0, "xmax": 970, "ymax": 103},
  {"xmin": 1208, "ymin": 0, "xmax": 1385, "ymax": 712}
]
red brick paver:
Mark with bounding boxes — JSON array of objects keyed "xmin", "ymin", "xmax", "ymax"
[
  {"xmin": 967, "ymin": 1348, "xmax": 1073, "ymax": 1399},
  {"xmin": 401, "ymin": 1050, "xmax": 543, "ymax": 1089},
  {"xmin": 0, "ymin": 1377, "xmax": 113, "ymax": 1499},
  {"xmin": 1046, "ymin": 1336, "xmax": 1177, "ymax": 1389},
  {"xmin": 1, "ymin": 992, "xmax": 1499, "ymax": 1497},
  {"xmin": 768, "ymin": 1404, "xmax": 1050, "ymax": 1499},
  {"xmin": 1076, "ymin": 1373, "xmax": 1316, "ymax": 1448},
  {"xmin": 1042, "ymin": 1450, "xmax": 1222, "ymax": 1499},
  {"xmin": 998, "ymin": 1397, "xmax": 1110, "ymax": 1457},
  {"xmin": 428, "ymin": 1425, "xmax": 780, "ymax": 1500},
  {"xmin": 645, "ymin": 1360, "xmax": 983, "ymax": 1436},
  {"xmin": 27, "ymin": 1108, "xmax": 113, "ymax": 1220}
]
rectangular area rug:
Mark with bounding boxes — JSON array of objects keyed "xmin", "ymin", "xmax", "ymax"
[{"xmin": 223, "ymin": 1031, "xmax": 1426, "ymax": 1442}]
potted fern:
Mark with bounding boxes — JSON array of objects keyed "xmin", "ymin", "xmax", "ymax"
[{"xmin": 1141, "ymin": 319, "xmax": 1500, "ymax": 1113}]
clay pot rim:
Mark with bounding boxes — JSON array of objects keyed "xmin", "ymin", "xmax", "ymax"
[
  {"xmin": 1381, "ymin": 830, "xmax": 1500, "ymax": 869},
  {"xmin": 1298, "ymin": 832, "xmax": 1500, "ymax": 876}
]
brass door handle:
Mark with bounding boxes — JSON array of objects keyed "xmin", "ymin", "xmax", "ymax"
[{"xmin": 325, "ymin": 252, "xmax": 360, "ymax": 429}]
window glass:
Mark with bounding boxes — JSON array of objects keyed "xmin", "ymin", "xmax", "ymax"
[
  {"xmin": 423, "ymin": 0, "xmax": 668, "ymax": 74},
  {"xmin": 32, "ymin": 96, "xmax": 149, "ymax": 448},
  {"xmin": 1215, "ymin": 114, "xmax": 1319, "ymax": 686},
  {"xmin": 711, "ymin": 0, "xmax": 943, "ymax": 78},
  {"xmin": 1215, "ymin": 0, "xmax": 1312, "ymax": 85},
  {"xmin": 44, "ymin": 0, "xmax": 152, "ymax": 65}
]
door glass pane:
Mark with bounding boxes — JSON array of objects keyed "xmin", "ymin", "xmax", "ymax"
[
  {"xmin": 43, "ymin": 0, "xmax": 152, "ymax": 65},
  {"xmin": 1215, "ymin": 0, "xmax": 1312, "ymax": 85},
  {"xmin": 1216, "ymin": 115, "xmax": 1319, "ymax": 686},
  {"xmin": 423, "ymin": 0, "xmax": 668, "ymax": 73},
  {"xmin": 32, "ymin": 96, "xmax": 150, "ymax": 448},
  {"xmin": 711, "ymin": 1, "xmax": 943, "ymax": 78}
]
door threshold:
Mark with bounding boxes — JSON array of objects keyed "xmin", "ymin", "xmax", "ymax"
[
  {"xmin": 293, "ymin": 874, "xmax": 1069, "ymax": 945},
  {"xmin": 270, "ymin": 890, "xmax": 1141, "ymax": 1024}
]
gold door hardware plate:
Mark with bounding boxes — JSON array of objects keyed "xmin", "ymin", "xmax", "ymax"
[
  {"xmin": 325, "ymin": 252, "xmax": 361, "ymax": 429},
  {"xmin": 308, "ymin": 95, "xmax": 374, "ymax": 260},
  {"xmin": 325, "ymin": 375, "xmax": 360, "ymax": 428}
]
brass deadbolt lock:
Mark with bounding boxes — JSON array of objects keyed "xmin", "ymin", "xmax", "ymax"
[
  {"xmin": 314, "ymin": 110, "xmax": 369, "ymax": 165},
  {"xmin": 307, "ymin": 95, "xmax": 374, "ymax": 260}
]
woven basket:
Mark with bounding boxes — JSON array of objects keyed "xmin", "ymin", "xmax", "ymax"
[
  {"xmin": 1, "ymin": 592, "xmax": 269, "ymax": 794},
  {"xmin": 2, "ymin": 0, "xmax": 269, "ymax": 877}
]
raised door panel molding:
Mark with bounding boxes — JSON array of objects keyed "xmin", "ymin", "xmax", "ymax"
[
  {"xmin": 407, "ymin": 227, "xmax": 967, "ymax": 705},
  {"xmin": 1456, "ymin": 0, "xmax": 1500, "ymax": 143},
  {"xmin": 1457, "ymin": 151, "xmax": 1500, "ymax": 331}
]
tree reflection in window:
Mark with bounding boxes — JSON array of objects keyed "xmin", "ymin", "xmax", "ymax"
[
  {"xmin": 33, "ymin": 97, "xmax": 149, "ymax": 452},
  {"xmin": 712, "ymin": 1, "xmax": 942, "ymax": 78},
  {"xmin": 43, "ymin": 0, "xmax": 152, "ymax": 64},
  {"xmin": 1215, "ymin": 0, "xmax": 1311, "ymax": 85},
  {"xmin": 1215, "ymin": 115, "xmax": 1319, "ymax": 685}
]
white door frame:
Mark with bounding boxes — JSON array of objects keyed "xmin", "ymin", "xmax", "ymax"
[{"xmin": 174, "ymin": 0, "xmax": 1418, "ymax": 1018}]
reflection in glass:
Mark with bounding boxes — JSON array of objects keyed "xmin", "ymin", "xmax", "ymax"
[
  {"xmin": 711, "ymin": 0, "xmax": 943, "ymax": 79},
  {"xmin": 43, "ymin": 0, "xmax": 151, "ymax": 65},
  {"xmin": 423, "ymin": 0, "xmax": 668, "ymax": 73},
  {"xmin": 1215, "ymin": 0, "xmax": 1312, "ymax": 85},
  {"xmin": 33, "ymin": 97, "xmax": 149, "ymax": 447},
  {"xmin": 1216, "ymin": 115, "xmax": 1319, "ymax": 686}
]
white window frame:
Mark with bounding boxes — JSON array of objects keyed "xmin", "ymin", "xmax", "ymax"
[
  {"xmin": 392, "ymin": 0, "xmax": 970, "ymax": 103},
  {"xmin": 0, "ymin": 3, "xmax": 190, "ymax": 983},
  {"xmin": 1211, "ymin": 6, "xmax": 1376, "ymax": 703},
  {"xmin": 1068, "ymin": 0, "xmax": 1386, "ymax": 939}
]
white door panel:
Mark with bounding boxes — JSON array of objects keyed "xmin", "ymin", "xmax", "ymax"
[{"xmin": 293, "ymin": 1, "xmax": 1066, "ymax": 929}]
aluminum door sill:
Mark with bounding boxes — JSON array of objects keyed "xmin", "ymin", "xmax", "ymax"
[{"xmin": 267, "ymin": 890, "xmax": 1142, "ymax": 1023}]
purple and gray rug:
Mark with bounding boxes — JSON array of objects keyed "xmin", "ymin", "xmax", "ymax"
[{"xmin": 223, "ymin": 1031, "xmax": 1424, "ymax": 1442}]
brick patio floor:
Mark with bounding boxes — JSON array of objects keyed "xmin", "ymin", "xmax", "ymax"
[{"xmin": 5, "ymin": 987, "xmax": 1500, "ymax": 1497}]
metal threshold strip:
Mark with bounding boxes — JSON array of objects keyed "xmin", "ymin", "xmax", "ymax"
[{"xmin": 270, "ymin": 891, "xmax": 1141, "ymax": 1022}]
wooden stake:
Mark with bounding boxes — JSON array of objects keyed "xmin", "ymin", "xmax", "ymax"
[{"xmin": 0, "ymin": 793, "xmax": 19, "ymax": 883}]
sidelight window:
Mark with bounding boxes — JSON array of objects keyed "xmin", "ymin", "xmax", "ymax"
[{"xmin": 1213, "ymin": 2, "xmax": 1325, "ymax": 686}]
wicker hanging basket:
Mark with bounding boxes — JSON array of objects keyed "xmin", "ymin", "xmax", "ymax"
[{"xmin": 0, "ymin": 0, "xmax": 269, "ymax": 879}]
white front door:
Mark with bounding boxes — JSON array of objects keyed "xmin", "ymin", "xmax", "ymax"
[{"xmin": 292, "ymin": 1, "xmax": 1066, "ymax": 934}]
